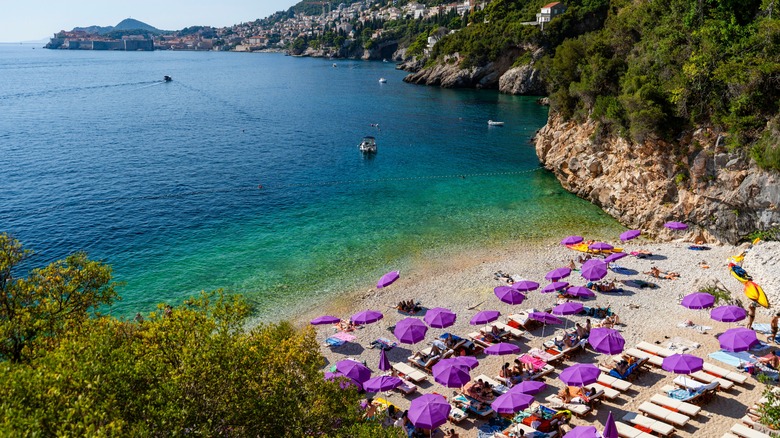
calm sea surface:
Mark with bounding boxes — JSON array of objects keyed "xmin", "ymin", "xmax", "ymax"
[{"xmin": 0, "ymin": 44, "xmax": 622, "ymax": 319}]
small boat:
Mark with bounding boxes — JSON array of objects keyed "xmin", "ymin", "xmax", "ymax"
[
  {"xmin": 332, "ymin": 63, "xmax": 337, "ymax": 68},
  {"xmin": 487, "ymin": 120, "xmax": 504, "ymax": 126},
  {"xmin": 358, "ymin": 136, "xmax": 377, "ymax": 153},
  {"xmin": 163, "ymin": 75, "xmax": 172, "ymax": 82},
  {"xmin": 379, "ymin": 78, "xmax": 387, "ymax": 83}
]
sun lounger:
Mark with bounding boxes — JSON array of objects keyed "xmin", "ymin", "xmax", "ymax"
[
  {"xmin": 493, "ymin": 321, "xmax": 526, "ymax": 340},
  {"xmin": 598, "ymin": 373, "xmax": 633, "ymax": 391},
  {"xmin": 625, "ymin": 347, "xmax": 664, "ymax": 367},
  {"xmin": 529, "ymin": 347, "xmax": 565, "ymax": 364},
  {"xmin": 392, "ymin": 362, "xmax": 427, "ymax": 382},
  {"xmin": 616, "ymin": 421, "xmax": 656, "ymax": 438},
  {"xmin": 517, "ymin": 353, "xmax": 556, "ymax": 380},
  {"xmin": 451, "ymin": 393, "xmax": 494, "ymax": 418},
  {"xmin": 649, "ymin": 393, "xmax": 701, "ymax": 417},
  {"xmin": 636, "ymin": 341, "xmax": 675, "ymax": 357},
  {"xmin": 504, "ymin": 422, "xmax": 560, "ymax": 438},
  {"xmin": 722, "ymin": 433, "xmax": 740, "ymax": 438},
  {"xmin": 508, "ymin": 311, "xmax": 543, "ymax": 330},
  {"xmin": 638, "ymin": 401, "xmax": 690, "ymax": 427},
  {"xmin": 468, "ymin": 332, "xmax": 499, "ymax": 349},
  {"xmin": 702, "ymin": 361, "xmax": 749, "ymax": 384},
  {"xmin": 475, "ymin": 374, "xmax": 509, "ymax": 395},
  {"xmin": 689, "ymin": 370, "xmax": 735, "ymax": 390},
  {"xmin": 731, "ymin": 423, "xmax": 772, "ymax": 438},
  {"xmin": 448, "ymin": 405, "xmax": 467, "ymax": 423},
  {"xmin": 544, "ymin": 394, "xmax": 591, "ymax": 417},
  {"xmin": 591, "ymin": 382, "xmax": 620, "ymax": 400},
  {"xmin": 622, "ymin": 412, "xmax": 675, "ymax": 437},
  {"xmin": 662, "ymin": 383, "xmax": 718, "ymax": 405},
  {"xmin": 479, "ymin": 325, "xmax": 511, "ymax": 342},
  {"xmin": 673, "ymin": 375, "xmax": 721, "ymax": 392}
]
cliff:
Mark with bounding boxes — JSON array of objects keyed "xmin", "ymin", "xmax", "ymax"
[{"xmin": 534, "ymin": 114, "xmax": 780, "ymax": 244}]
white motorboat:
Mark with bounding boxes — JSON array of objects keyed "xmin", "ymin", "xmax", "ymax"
[
  {"xmin": 379, "ymin": 78, "xmax": 387, "ymax": 83},
  {"xmin": 358, "ymin": 136, "xmax": 377, "ymax": 153},
  {"xmin": 488, "ymin": 120, "xmax": 505, "ymax": 126}
]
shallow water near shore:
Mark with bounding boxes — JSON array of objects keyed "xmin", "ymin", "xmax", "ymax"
[{"xmin": 0, "ymin": 44, "xmax": 623, "ymax": 319}]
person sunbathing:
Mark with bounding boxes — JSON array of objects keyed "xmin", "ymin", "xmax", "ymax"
[
  {"xmin": 575, "ymin": 323, "xmax": 588, "ymax": 340},
  {"xmin": 481, "ymin": 382, "xmax": 495, "ymax": 399},
  {"xmin": 631, "ymin": 249, "xmax": 652, "ymax": 258},
  {"xmin": 614, "ymin": 360, "xmax": 629, "ymax": 376},
  {"xmin": 758, "ymin": 351, "xmax": 780, "ymax": 369},
  {"xmin": 554, "ymin": 335, "xmax": 574, "ymax": 351},
  {"xmin": 597, "ymin": 314, "xmax": 620, "ymax": 328},
  {"xmin": 338, "ymin": 320, "xmax": 357, "ymax": 331},
  {"xmin": 484, "ymin": 325, "xmax": 503, "ymax": 343}
]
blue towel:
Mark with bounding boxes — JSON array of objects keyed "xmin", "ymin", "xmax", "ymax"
[
  {"xmin": 753, "ymin": 323, "xmax": 772, "ymax": 334},
  {"xmin": 325, "ymin": 337, "xmax": 346, "ymax": 347},
  {"xmin": 708, "ymin": 350, "xmax": 754, "ymax": 367}
]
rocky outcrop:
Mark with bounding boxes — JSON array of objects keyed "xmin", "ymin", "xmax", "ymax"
[
  {"xmin": 498, "ymin": 64, "xmax": 545, "ymax": 95},
  {"xmin": 535, "ymin": 114, "xmax": 780, "ymax": 244}
]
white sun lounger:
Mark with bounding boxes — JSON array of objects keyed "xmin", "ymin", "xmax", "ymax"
[
  {"xmin": 638, "ymin": 401, "xmax": 690, "ymax": 427},
  {"xmin": 636, "ymin": 341, "xmax": 675, "ymax": 357},
  {"xmin": 615, "ymin": 421, "xmax": 657, "ymax": 438},
  {"xmin": 544, "ymin": 394, "xmax": 591, "ymax": 417},
  {"xmin": 649, "ymin": 393, "xmax": 701, "ymax": 417},
  {"xmin": 622, "ymin": 412, "xmax": 675, "ymax": 437},
  {"xmin": 731, "ymin": 423, "xmax": 772, "ymax": 438},
  {"xmin": 474, "ymin": 374, "xmax": 509, "ymax": 395},
  {"xmin": 689, "ymin": 370, "xmax": 735, "ymax": 390},
  {"xmin": 625, "ymin": 347, "xmax": 664, "ymax": 367},
  {"xmin": 598, "ymin": 373, "xmax": 633, "ymax": 391},
  {"xmin": 493, "ymin": 321, "xmax": 526, "ymax": 340},
  {"xmin": 673, "ymin": 375, "xmax": 720, "ymax": 392},
  {"xmin": 702, "ymin": 362, "xmax": 749, "ymax": 384},
  {"xmin": 392, "ymin": 362, "xmax": 427, "ymax": 382},
  {"xmin": 591, "ymin": 382, "xmax": 620, "ymax": 400}
]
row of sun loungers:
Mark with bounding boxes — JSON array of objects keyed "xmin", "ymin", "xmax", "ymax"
[{"xmin": 634, "ymin": 340, "xmax": 748, "ymax": 388}]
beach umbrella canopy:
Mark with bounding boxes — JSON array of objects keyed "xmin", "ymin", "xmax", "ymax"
[
  {"xmin": 564, "ymin": 426, "xmax": 600, "ymax": 438},
  {"xmin": 603, "ymin": 411, "xmax": 618, "ymax": 438},
  {"xmin": 620, "ymin": 230, "xmax": 642, "ymax": 241},
  {"xmin": 495, "ymin": 286, "xmax": 526, "ymax": 305},
  {"xmin": 552, "ymin": 302, "xmax": 584, "ymax": 316},
  {"xmin": 335, "ymin": 360, "xmax": 372, "ymax": 383},
  {"xmin": 662, "ymin": 354, "xmax": 703, "ymax": 374},
  {"xmin": 438, "ymin": 356, "xmax": 479, "ymax": 370},
  {"xmin": 566, "ymin": 286, "xmax": 596, "ymax": 298},
  {"xmin": 681, "ymin": 292, "xmax": 715, "ymax": 310},
  {"xmin": 509, "ymin": 380, "xmax": 546, "ymax": 395},
  {"xmin": 664, "ymin": 221, "xmax": 688, "ymax": 230},
  {"xmin": 408, "ymin": 394, "xmax": 451, "ymax": 430},
  {"xmin": 470, "ymin": 310, "xmax": 501, "ymax": 325},
  {"xmin": 719, "ymin": 327, "xmax": 759, "ymax": 352},
  {"xmin": 545, "ymin": 267, "xmax": 572, "ymax": 281},
  {"xmin": 491, "ymin": 391, "xmax": 534, "ymax": 414},
  {"xmin": 561, "ymin": 235, "xmax": 584, "ymax": 245},
  {"xmin": 432, "ymin": 362, "xmax": 471, "ymax": 388},
  {"xmin": 378, "ymin": 348, "xmax": 391, "ymax": 372},
  {"xmin": 604, "ymin": 252, "xmax": 628, "ymax": 263},
  {"xmin": 394, "ymin": 317, "xmax": 428, "ymax": 344},
  {"xmin": 351, "ymin": 309, "xmax": 383, "ymax": 325},
  {"xmin": 589, "ymin": 242, "xmax": 614, "ymax": 251},
  {"xmin": 325, "ymin": 371, "xmax": 362, "ymax": 390},
  {"xmin": 711, "ymin": 305, "xmax": 747, "ymax": 322},
  {"xmin": 581, "ymin": 259, "xmax": 608, "ymax": 281},
  {"xmin": 560, "ymin": 363, "xmax": 600, "ymax": 386},
  {"xmin": 424, "ymin": 307, "xmax": 457, "ymax": 328},
  {"xmin": 377, "ymin": 270, "xmax": 400, "ymax": 288},
  {"xmin": 363, "ymin": 375, "xmax": 403, "ymax": 392},
  {"xmin": 512, "ymin": 280, "xmax": 540, "ymax": 292},
  {"xmin": 310, "ymin": 315, "xmax": 340, "ymax": 325},
  {"xmin": 529, "ymin": 312, "xmax": 563, "ymax": 325},
  {"xmin": 485, "ymin": 342, "xmax": 522, "ymax": 356},
  {"xmin": 588, "ymin": 328, "xmax": 625, "ymax": 354},
  {"xmin": 542, "ymin": 281, "xmax": 570, "ymax": 293}
]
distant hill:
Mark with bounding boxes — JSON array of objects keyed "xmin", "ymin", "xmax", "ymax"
[{"xmin": 73, "ymin": 18, "xmax": 162, "ymax": 35}]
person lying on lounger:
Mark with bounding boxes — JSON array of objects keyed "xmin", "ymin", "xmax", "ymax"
[
  {"xmin": 645, "ymin": 267, "xmax": 680, "ymax": 279},
  {"xmin": 554, "ymin": 335, "xmax": 575, "ymax": 350}
]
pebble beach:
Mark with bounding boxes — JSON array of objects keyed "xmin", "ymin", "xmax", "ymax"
[{"xmin": 300, "ymin": 237, "xmax": 780, "ymax": 437}]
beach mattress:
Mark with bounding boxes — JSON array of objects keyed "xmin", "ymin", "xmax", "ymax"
[
  {"xmin": 591, "ymin": 382, "xmax": 620, "ymax": 400},
  {"xmin": 622, "ymin": 412, "xmax": 675, "ymax": 436},
  {"xmin": 690, "ymin": 370, "xmax": 735, "ymax": 390},
  {"xmin": 638, "ymin": 401, "xmax": 690, "ymax": 426},
  {"xmin": 392, "ymin": 362, "xmax": 427, "ymax": 382},
  {"xmin": 731, "ymin": 423, "xmax": 771, "ymax": 438},
  {"xmin": 649, "ymin": 393, "xmax": 701, "ymax": 417},
  {"xmin": 616, "ymin": 421, "xmax": 655, "ymax": 438},
  {"xmin": 703, "ymin": 362, "xmax": 749, "ymax": 384},
  {"xmin": 598, "ymin": 373, "xmax": 633, "ymax": 391}
]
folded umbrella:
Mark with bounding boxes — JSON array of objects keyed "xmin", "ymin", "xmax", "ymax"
[{"xmin": 603, "ymin": 411, "xmax": 618, "ymax": 438}]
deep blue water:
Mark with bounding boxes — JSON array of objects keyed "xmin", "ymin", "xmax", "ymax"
[{"xmin": 0, "ymin": 44, "xmax": 622, "ymax": 319}]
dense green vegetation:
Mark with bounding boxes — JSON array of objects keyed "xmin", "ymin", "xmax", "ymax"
[{"xmin": 0, "ymin": 233, "xmax": 400, "ymax": 437}]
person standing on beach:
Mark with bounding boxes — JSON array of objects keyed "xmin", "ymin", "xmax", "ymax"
[
  {"xmin": 746, "ymin": 302, "xmax": 757, "ymax": 330},
  {"xmin": 771, "ymin": 312, "xmax": 779, "ymax": 343}
]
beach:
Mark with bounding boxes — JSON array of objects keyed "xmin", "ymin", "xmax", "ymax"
[{"xmin": 302, "ymin": 237, "xmax": 780, "ymax": 437}]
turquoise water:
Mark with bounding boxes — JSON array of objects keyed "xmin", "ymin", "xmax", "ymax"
[{"xmin": 0, "ymin": 44, "xmax": 622, "ymax": 319}]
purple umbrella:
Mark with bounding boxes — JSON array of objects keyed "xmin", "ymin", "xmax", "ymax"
[
  {"xmin": 664, "ymin": 221, "xmax": 688, "ymax": 230},
  {"xmin": 711, "ymin": 305, "xmax": 747, "ymax": 322},
  {"xmin": 432, "ymin": 362, "xmax": 471, "ymax": 388},
  {"xmin": 589, "ymin": 242, "xmax": 614, "ymax": 251},
  {"xmin": 325, "ymin": 371, "xmax": 362, "ymax": 390},
  {"xmin": 485, "ymin": 342, "xmax": 522, "ymax": 356},
  {"xmin": 495, "ymin": 286, "xmax": 526, "ymax": 305},
  {"xmin": 408, "ymin": 394, "xmax": 451, "ymax": 430},
  {"xmin": 424, "ymin": 307, "xmax": 457, "ymax": 328},
  {"xmin": 719, "ymin": 327, "xmax": 759, "ymax": 352},
  {"xmin": 552, "ymin": 302, "xmax": 584, "ymax": 316},
  {"xmin": 603, "ymin": 411, "xmax": 618, "ymax": 438},
  {"xmin": 620, "ymin": 230, "xmax": 642, "ymax": 241},
  {"xmin": 542, "ymin": 281, "xmax": 570, "ymax": 293},
  {"xmin": 363, "ymin": 375, "xmax": 403, "ymax": 392},
  {"xmin": 587, "ymin": 328, "xmax": 625, "ymax": 354},
  {"xmin": 512, "ymin": 280, "xmax": 540, "ymax": 292},
  {"xmin": 561, "ymin": 235, "xmax": 584, "ymax": 245},
  {"xmin": 681, "ymin": 292, "xmax": 715, "ymax": 310},
  {"xmin": 439, "ymin": 356, "xmax": 479, "ymax": 370},
  {"xmin": 564, "ymin": 426, "xmax": 599, "ymax": 438},
  {"xmin": 378, "ymin": 348, "xmax": 391, "ymax": 372},
  {"xmin": 545, "ymin": 267, "xmax": 572, "ymax": 281},
  {"xmin": 604, "ymin": 252, "xmax": 628, "ymax": 263},
  {"xmin": 394, "ymin": 317, "xmax": 428, "ymax": 344},
  {"xmin": 377, "ymin": 270, "xmax": 400, "ymax": 288},
  {"xmin": 470, "ymin": 310, "xmax": 501, "ymax": 325},
  {"xmin": 662, "ymin": 354, "xmax": 704, "ymax": 374},
  {"xmin": 581, "ymin": 259, "xmax": 608, "ymax": 281},
  {"xmin": 336, "ymin": 360, "xmax": 372, "ymax": 383},
  {"xmin": 509, "ymin": 380, "xmax": 546, "ymax": 395},
  {"xmin": 351, "ymin": 309, "xmax": 384, "ymax": 325},
  {"xmin": 560, "ymin": 363, "xmax": 601, "ymax": 386},
  {"xmin": 566, "ymin": 286, "xmax": 596, "ymax": 298},
  {"xmin": 310, "ymin": 315, "xmax": 340, "ymax": 325},
  {"xmin": 491, "ymin": 391, "xmax": 534, "ymax": 414},
  {"xmin": 529, "ymin": 312, "xmax": 563, "ymax": 325}
]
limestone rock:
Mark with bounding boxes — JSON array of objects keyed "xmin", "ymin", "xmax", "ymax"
[{"xmin": 498, "ymin": 64, "xmax": 545, "ymax": 95}]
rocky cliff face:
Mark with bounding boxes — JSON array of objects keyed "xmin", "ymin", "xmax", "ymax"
[{"xmin": 535, "ymin": 114, "xmax": 780, "ymax": 244}]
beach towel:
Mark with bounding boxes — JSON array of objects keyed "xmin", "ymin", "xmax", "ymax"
[
  {"xmin": 753, "ymin": 323, "xmax": 773, "ymax": 334},
  {"xmin": 667, "ymin": 388, "xmax": 694, "ymax": 401},
  {"xmin": 370, "ymin": 338, "xmax": 397, "ymax": 350},
  {"xmin": 325, "ymin": 337, "xmax": 346, "ymax": 347},
  {"xmin": 676, "ymin": 321, "xmax": 711, "ymax": 333},
  {"xmin": 667, "ymin": 337, "xmax": 701, "ymax": 352},
  {"xmin": 526, "ymin": 349, "xmax": 554, "ymax": 366},
  {"xmin": 332, "ymin": 332, "xmax": 356, "ymax": 342},
  {"xmin": 708, "ymin": 350, "xmax": 756, "ymax": 367}
]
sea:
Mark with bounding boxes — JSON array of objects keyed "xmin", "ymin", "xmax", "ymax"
[{"xmin": 0, "ymin": 44, "xmax": 623, "ymax": 320}]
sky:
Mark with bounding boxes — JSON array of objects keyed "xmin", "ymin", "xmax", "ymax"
[{"xmin": 0, "ymin": 0, "xmax": 297, "ymax": 42}]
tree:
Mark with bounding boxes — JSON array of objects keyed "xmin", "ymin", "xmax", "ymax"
[{"xmin": 0, "ymin": 233, "xmax": 117, "ymax": 363}]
